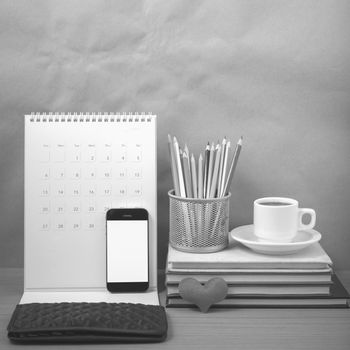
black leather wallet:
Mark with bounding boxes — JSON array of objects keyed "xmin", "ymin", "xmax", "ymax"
[{"xmin": 7, "ymin": 302, "xmax": 167, "ymax": 343}]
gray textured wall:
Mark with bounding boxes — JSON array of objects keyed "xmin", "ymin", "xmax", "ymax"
[{"xmin": 1, "ymin": 0, "xmax": 350, "ymax": 269}]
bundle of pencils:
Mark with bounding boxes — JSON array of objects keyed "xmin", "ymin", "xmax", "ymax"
[{"xmin": 168, "ymin": 135, "xmax": 243, "ymax": 199}]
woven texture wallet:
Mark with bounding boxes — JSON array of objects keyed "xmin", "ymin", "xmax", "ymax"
[{"xmin": 7, "ymin": 302, "xmax": 167, "ymax": 343}]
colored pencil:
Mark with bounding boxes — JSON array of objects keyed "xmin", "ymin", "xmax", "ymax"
[
  {"xmin": 182, "ymin": 151, "xmax": 193, "ymax": 198},
  {"xmin": 203, "ymin": 143, "xmax": 210, "ymax": 198},
  {"xmin": 198, "ymin": 153, "xmax": 203, "ymax": 199},
  {"xmin": 173, "ymin": 137, "xmax": 186, "ymax": 197},
  {"xmin": 217, "ymin": 137, "xmax": 226, "ymax": 197},
  {"xmin": 223, "ymin": 136, "xmax": 243, "ymax": 196},
  {"xmin": 191, "ymin": 154, "xmax": 198, "ymax": 198},
  {"xmin": 206, "ymin": 143, "xmax": 215, "ymax": 198},
  {"xmin": 209, "ymin": 144, "xmax": 221, "ymax": 198},
  {"xmin": 220, "ymin": 140, "xmax": 231, "ymax": 197},
  {"xmin": 168, "ymin": 134, "xmax": 180, "ymax": 196}
]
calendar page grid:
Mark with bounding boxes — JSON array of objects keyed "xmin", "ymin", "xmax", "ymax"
[{"xmin": 36, "ymin": 142, "xmax": 144, "ymax": 232}]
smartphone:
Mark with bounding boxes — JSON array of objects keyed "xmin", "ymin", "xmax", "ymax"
[{"xmin": 106, "ymin": 208, "xmax": 149, "ymax": 293}]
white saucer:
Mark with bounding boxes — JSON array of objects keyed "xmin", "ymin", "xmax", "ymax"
[{"xmin": 230, "ymin": 225, "xmax": 321, "ymax": 255}]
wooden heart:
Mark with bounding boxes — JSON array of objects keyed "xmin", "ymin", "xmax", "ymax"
[{"xmin": 178, "ymin": 277, "xmax": 228, "ymax": 312}]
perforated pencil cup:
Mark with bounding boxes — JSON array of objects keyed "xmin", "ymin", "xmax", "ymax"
[{"xmin": 169, "ymin": 190, "xmax": 230, "ymax": 253}]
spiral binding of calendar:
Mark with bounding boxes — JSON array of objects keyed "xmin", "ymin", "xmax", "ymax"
[{"xmin": 28, "ymin": 113, "xmax": 155, "ymax": 123}]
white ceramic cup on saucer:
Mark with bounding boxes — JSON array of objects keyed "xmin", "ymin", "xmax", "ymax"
[{"xmin": 254, "ymin": 197, "xmax": 316, "ymax": 243}]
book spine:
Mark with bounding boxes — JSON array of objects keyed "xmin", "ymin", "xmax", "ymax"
[
  {"xmin": 166, "ymin": 278, "xmax": 332, "ymax": 285},
  {"xmin": 169, "ymin": 262, "xmax": 329, "ymax": 270}
]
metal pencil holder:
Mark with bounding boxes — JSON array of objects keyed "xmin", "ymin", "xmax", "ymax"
[{"xmin": 169, "ymin": 190, "xmax": 230, "ymax": 253}]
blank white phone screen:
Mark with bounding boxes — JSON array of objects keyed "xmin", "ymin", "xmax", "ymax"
[{"xmin": 107, "ymin": 220, "xmax": 148, "ymax": 283}]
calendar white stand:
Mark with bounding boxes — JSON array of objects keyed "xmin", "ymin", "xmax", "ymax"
[{"xmin": 21, "ymin": 114, "xmax": 158, "ymax": 305}]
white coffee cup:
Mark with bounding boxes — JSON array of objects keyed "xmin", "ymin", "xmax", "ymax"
[{"xmin": 254, "ymin": 197, "xmax": 316, "ymax": 243}]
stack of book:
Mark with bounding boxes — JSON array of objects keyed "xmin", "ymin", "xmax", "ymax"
[{"xmin": 166, "ymin": 241, "xmax": 349, "ymax": 308}]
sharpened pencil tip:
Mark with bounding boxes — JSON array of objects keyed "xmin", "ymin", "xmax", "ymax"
[
  {"xmin": 238, "ymin": 137, "xmax": 243, "ymax": 145},
  {"xmin": 183, "ymin": 144, "xmax": 188, "ymax": 155}
]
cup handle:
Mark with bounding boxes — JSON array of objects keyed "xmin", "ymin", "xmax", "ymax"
[{"xmin": 298, "ymin": 208, "xmax": 316, "ymax": 230}]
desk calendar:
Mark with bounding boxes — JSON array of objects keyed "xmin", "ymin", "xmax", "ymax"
[{"xmin": 22, "ymin": 114, "xmax": 158, "ymax": 304}]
